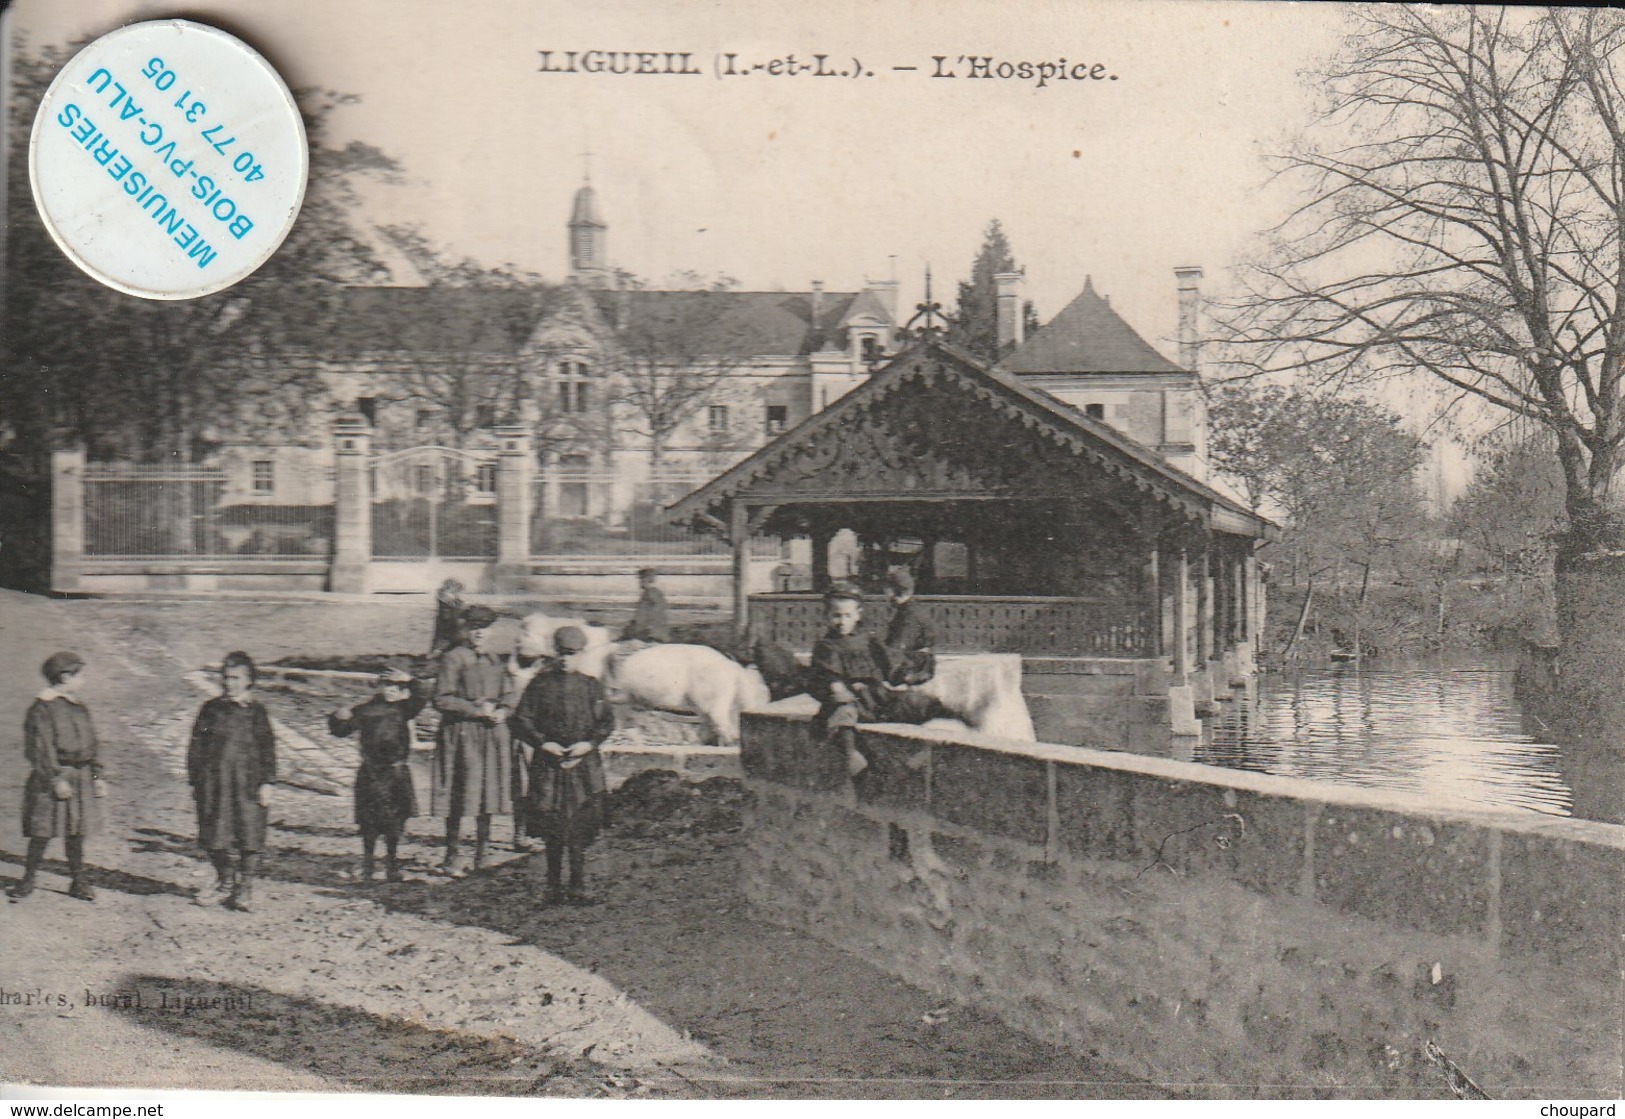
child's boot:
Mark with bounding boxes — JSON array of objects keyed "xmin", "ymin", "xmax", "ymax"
[
  {"xmin": 65, "ymin": 835, "xmax": 94, "ymax": 901},
  {"xmin": 230, "ymin": 853, "xmax": 258, "ymax": 912},
  {"xmin": 7, "ymin": 838, "xmax": 47, "ymax": 899}
]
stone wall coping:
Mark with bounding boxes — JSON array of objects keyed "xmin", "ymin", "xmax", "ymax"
[
  {"xmin": 744, "ymin": 702, "xmax": 1625, "ymax": 849},
  {"xmin": 602, "ymin": 743, "xmax": 740, "ymax": 757}
]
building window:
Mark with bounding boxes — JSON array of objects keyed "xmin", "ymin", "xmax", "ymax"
[
  {"xmin": 861, "ymin": 335, "xmax": 883, "ymax": 364},
  {"xmin": 251, "ymin": 460, "xmax": 274, "ymax": 495},
  {"xmin": 1085, "ymin": 403, "xmax": 1105, "ymax": 420},
  {"xmin": 708, "ymin": 404, "xmax": 730, "ymax": 431},
  {"xmin": 415, "ymin": 464, "xmax": 435, "ymax": 494},
  {"xmin": 356, "ymin": 396, "xmax": 377, "ymax": 425},
  {"xmin": 475, "ymin": 404, "xmax": 497, "ymax": 428},
  {"xmin": 765, "ymin": 405, "xmax": 787, "ymax": 435},
  {"xmin": 415, "ymin": 408, "xmax": 433, "ymax": 430},
  {"xmin": 558, "ymin": 362, "xmax": 592, "ymax": 414},
  {"xmin": 476, "ymin": 463, "xmax": 498, "ymax": 493}
]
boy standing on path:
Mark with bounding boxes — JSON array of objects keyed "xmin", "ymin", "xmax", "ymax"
[
  {"xmin": 432, "ymin": 605, "xmax": 515, "ymax": 875},
  {"xmin": 512, "ymin": 626, "xmax": 615, "ymax": 905},
  {"xmin": 11, "ymin": 652, "xmax": 104, "ymax": 901},
  {"xmin": 189, "ymin": 651, "xmax": 277, "ymax": 912},
  {"xmin": 329, "ymin": 668, "xmax": 428, "ymax": 882}
]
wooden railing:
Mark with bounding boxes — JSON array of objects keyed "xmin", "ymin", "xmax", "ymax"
[{"xmin": 749, "ymin": 594, "xmax": 1154, "ymax": 658}]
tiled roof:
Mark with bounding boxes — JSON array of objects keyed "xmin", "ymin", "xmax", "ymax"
[
  {"xmin": 276, "ymin": 284, "xmax": 890, "ymax": 362},
  {"xmin": 1001, "ymin": 277, "xmax": 1184, "ymax": 375},
  {"xmin": 587, "ymin": 289, "xmax": 879, "ymax": 357},
  {"xmin": 276, "ymin": 286, "xmax": 564, "ymax": 357}
]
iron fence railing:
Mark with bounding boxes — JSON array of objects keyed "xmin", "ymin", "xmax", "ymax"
[
  {"xmin": 529, "ymin": 474, "xmax": 777, "ymax": 558},
  {"xmin": 84, "ymin": 464, "xmax": 333, "ymax": 557}
]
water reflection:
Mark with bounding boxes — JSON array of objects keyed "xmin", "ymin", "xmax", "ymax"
[{"xmin": 1199, "ymin": 660, "xmax": 1592, "ymax": 819}]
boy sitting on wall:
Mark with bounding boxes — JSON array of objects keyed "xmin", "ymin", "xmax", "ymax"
[{"xmin": 809, "ymin": 582, "xmax": 947, "ymax": 778}]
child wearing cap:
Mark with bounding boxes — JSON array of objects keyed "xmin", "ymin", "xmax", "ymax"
[
  {"xmin": 329, "ymin": 668, "xmax": 428, "ymax": 882},
  {"xmin": 512, "ymin": 625, "xmax": 616, "ymax": 905},
  {"xmin": 621, "ymin": 567, "xmax": 670, "ymax": 644},
  {"xmin": 432, "ymin": 604, "xmax": 515, "ymax": 875},
  {"xmin": 882, "ymin": 567, "xmax": 936, "ymax": 687},
  {"xmin": 189, "ymin": 651, "xmax": 277, "ymax": 912},
  {"xmin": 11, "ymin": 651, "xmax": 103, "ymax": 901},
  {"xmin": 809, "ymin": 583, "xmax": 947, "ymax": 777},
  {"xmin": 429, "ymin": 579, "xmax": 466, "ymax": 658}
]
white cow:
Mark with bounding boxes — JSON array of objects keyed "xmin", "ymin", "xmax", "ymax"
[
  {"xmin": 919, "ymin": 654, "xmax": 1037, "ymax": 741},
  {"xmin": 512, "ymin": 611, "xmax": 617, "ymax": 686},
  {"xmin": 600, "ymin": 643, "xmax": 771, "ymax": 748}
]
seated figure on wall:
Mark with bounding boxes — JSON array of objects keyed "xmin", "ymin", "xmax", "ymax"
[
  {"xmin": 881, "ymin": 566, "xmax": 935, "ymax": 687},
  {"xmin": 808, "ymin": 582, "xmax": 947, "ymax": 778}
]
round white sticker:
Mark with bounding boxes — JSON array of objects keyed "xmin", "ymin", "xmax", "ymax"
[{"xmin": 29, "ymin": 20, "xmax": 309, "ymax": 301}]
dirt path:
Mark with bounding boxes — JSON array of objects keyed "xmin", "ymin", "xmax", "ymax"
[{"xmin": 0, "ymin": 593, "xmax": 1168, "ymax": 1099}]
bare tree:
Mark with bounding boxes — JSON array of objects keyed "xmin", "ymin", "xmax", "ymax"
[
  {"xmin": 1217, "ymin": 7, "xmax": 1625, "ymax": 570},
  {"xmin": 601, "ymin": 276, "xmax": 750, "ymax": 470}
]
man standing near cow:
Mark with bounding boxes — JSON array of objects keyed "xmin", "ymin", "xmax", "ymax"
[{"xmin": 809, "ymin": 582, "xmax": 947, "ymax": 778}]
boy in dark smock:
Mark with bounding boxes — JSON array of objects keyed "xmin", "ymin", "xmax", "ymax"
[
  {"xmin": 189, "ymin": 651, "xmax": 277, "ymax": 912},
  {"xmin": 621, "ymin": 568, "xmax": 670, "ymax": 643},
  {"xmin": 512, "ymin": 626, "xmax": 616, "ymax": 905},
  {"xmin": 881, "ymin": 567, "xmax": 936, "ymax": 687},
  {"xmin": 12, "ymin": 652, "xmax": 103, "ymax": 901},
  {"xmin": 329, "ymin": 669, "xmax": 427, "ymax": 882},
  {"xmin": 809, "ymin": 583, "xmax": 946, "ymax": 777},
  {"xmin": 433, "ymin": 605, "xmax": 515, "ymax": 875}
]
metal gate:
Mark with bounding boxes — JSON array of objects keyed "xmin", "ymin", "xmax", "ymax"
[{"xmin": 370, "ymin": 447, "xmax": 498, "ymax": 560}]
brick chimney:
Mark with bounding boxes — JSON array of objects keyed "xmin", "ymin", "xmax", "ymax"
[
  {"xmin": 1175, "ymin": 266, "xmax": 1204, "ymax": 372},
  {"xmin": 994, "ymin": 272, "xmax": 1025, "ymax": 355},
  {"xmin": 810, "ymin": 280, "xmax": 824, "ymax": 324}
]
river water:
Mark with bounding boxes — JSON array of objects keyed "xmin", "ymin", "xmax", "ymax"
[{"xmin": 1195, "ymin": 659, "xmax": 1620, "ymax": 822}]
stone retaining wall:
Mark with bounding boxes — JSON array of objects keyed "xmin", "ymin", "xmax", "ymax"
[{"xmin": 737, "ymin": 706, "xmax": 1623, "ymax": 1097}]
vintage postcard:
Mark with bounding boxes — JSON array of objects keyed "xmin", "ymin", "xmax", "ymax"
[{"xmin": 1, "ymin": 0, "xmax": 1620, "ymax": 1105}]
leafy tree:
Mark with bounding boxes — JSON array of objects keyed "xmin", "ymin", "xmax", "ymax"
[
  {"xmin": 1209, "ymin": 382, "xmax": 1428, "ymax": 652},
  {"xmin": 1447, "ymin": 429, "xmax": 1566, "ymax": 641},
  {"xmin": 950, "ymin": 219, "xmax": 1032, "ymax": 362},
  {"xmin": 2, "ymin": 39, "xmax": 403, "ymax": 465}
]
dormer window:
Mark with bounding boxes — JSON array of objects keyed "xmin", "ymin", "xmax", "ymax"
[{"xmin": 861, "ymin": 335, "xmax": 883, "ymax": 364}]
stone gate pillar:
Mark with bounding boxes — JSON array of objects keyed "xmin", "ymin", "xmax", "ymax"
[
  {"xmin": 51, "ymin": 447, "xmax": 87, "ymax": 594},
  {"xmin": 494, "ymin": 424, "xmax": 533, "ymax": 592},
  {"xmin": 330, "ymin": 416, "xmax": 372, "ymax": 594}
]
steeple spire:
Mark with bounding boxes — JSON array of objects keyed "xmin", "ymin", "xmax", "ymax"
[{"xmin": 568, "ymin": 151, "xmax": 609, "ymax": 286}]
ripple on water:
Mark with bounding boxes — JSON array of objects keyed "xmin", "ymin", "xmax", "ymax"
[{"xmin": 1197, "ymin": 661, "xmax": 1592, "ymax": 819}]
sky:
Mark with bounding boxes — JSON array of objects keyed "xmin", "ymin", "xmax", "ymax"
[{"xmin": 8, "ymin": 0, "xmax": 1350, "ymax": 361}]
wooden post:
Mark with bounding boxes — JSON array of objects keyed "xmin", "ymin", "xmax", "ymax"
[
  {"xmin": 1234, "ymin": 546, "xmax": 1247, "ymax": 644},
  {"xmin": 1174, "ymin": 547, "xmax": 1192, "ymax": 683},
  {"xmin": 810, "ymin": 522, "xmax": 832, "ymax": 592},
  {"xmin": 731, "ymin": 499, "xmax": 751, "ymax": 638},
  {"xmin": 1145, "ymin": 543, "xmax": 1162, "ymax": 657},
  {"xmin": 1198, "ymin": 547, "xmax": 1215, "ymax": 665}
]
